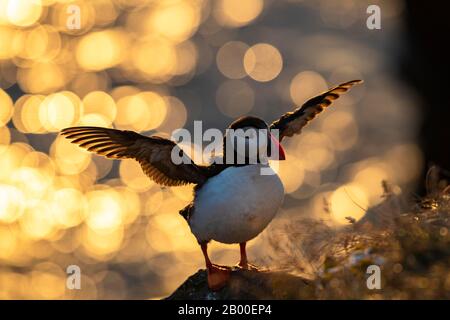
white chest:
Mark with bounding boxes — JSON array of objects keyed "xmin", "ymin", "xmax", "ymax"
[{"xmin": 189, "ymin": 164, "xmax": 284, "ymax": 244}]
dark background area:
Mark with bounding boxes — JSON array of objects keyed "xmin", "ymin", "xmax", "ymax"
[{"xmin": 401, "ymin": 2, "xmax": 450, "ymax": 191}]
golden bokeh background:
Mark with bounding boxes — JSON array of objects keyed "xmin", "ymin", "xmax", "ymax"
[{"xmin": 0, "ymin": 0, "xmax": 421, "ymax": 299}]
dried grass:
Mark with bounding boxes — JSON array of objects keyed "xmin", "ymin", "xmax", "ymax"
[{"xmin": 265, "ymin": 167, "xmax": 450, "ymax": 299}]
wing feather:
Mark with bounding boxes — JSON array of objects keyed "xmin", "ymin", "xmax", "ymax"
[
  {"xmin": 61, "ymin": 126, "xmax": 207, "ymax": 186},
  {"xmin": 270, "ymin": 80, "xmax": 363, "ymax": 141}
]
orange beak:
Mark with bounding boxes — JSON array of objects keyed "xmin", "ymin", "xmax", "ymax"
[{"xmin": 269, "ymin": 134, "xmax": 286, "ymax": 160}]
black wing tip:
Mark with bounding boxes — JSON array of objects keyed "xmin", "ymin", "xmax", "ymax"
[
  {"xmin": 344, "ymin": 79, "xmax": 364, "ymax": 86},
  {"xmin": 60, "ymin": 126, "xmax": 109, "ymax": 136},
  {"xmin": 61, "ymin": 126, "xmax": 102, "ymax": 131},
  {"xmin": 325, "ymin": 79, "xmax": 363, "ymax": 95},
  {"xmin": 60, "ymin": 127, "xmax": 75, "ymax": 135}
]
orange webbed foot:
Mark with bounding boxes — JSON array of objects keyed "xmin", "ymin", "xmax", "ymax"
[{"xmin": 207, "ymin": 264, "xmax": 231, "ymax": 291}]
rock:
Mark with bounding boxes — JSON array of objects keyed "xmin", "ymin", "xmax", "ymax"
[{"xmin": 165, "ymin": 268, "xmax": 315, "ymax": 300}]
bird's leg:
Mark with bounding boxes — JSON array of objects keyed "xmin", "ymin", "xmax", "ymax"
[
  {"xmin": 201, "ymin": 243, "xmax": 230, "ymax": 291},
  {"xmin": 237, "ymin": 242, "xmax": 259, "ymax": 271},
  {"xmin": 238, "ymin": 242, "xmax": 248, "ymax": 268}
]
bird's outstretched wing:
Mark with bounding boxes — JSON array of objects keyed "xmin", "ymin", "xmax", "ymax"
[
  {"xmin": 270, "ymin": 80, "xmax": 363, "ymax": 141},
  {"xmin": 61, "ymin": 126, "xmax": 207, "ymax": 186}
]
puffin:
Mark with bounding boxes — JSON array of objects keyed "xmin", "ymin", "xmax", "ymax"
[{"xmin": 61, "ymin": 79, "xmax": 362, "ymax": 290}]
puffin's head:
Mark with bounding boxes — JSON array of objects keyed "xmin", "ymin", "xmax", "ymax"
[{"xmin": 224, "ymin": 116, "xmax": 286, "ymax": 164}]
